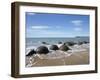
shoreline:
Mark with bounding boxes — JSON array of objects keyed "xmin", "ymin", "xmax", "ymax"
[{"xmin": 26, "ymin": 44, "xmax": 89, "ymax": 67}]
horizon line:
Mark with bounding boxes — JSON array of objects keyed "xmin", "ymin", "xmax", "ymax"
[{"xmin": 26, "ymin": 36, "xmax": 89, "ymax": 38}]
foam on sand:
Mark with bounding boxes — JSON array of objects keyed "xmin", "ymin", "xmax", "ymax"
[{"xmin": 26, "ymin": 43, "xmax": 89, "ymax": 67}]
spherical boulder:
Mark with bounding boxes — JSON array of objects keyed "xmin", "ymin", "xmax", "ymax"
[
  {"xmin": 83, "ymin": 41, "xmax": 88, "ymax": 44},
  {"xmin": 58, "ymin": 41, "xmax": 62, "ymax": 44},
  {"xmin": 78, "ymin": 42, "xmax": 83, "ymax": 45},
  {"xmin": 66, "ymin": 42, "xmax": 75, "ymax": 46},
  {"xmin": 36, "ymin": 46, "xmax": 49, "ymax": 54},
  {"xmin": 59, "ymin": 44, "xmax": 70, "ymax": 51},
  {"xmin": 42, "ymin": 42, "xmax": 47, "ymax": 44},
  {"xmin": 26, "ymin": 49, "xmax": 36, "ymax": 56},
  {"xmin": 49, "ymin": 45, "xmax": 59, "ymax": 51}
]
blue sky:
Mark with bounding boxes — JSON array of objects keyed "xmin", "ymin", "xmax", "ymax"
[{"xmin": 26, "ymin": 12, "xmax": 89, "ymax": 38}]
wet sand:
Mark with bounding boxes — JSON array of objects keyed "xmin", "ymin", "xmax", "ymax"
[{"xmin": 26, "ymin": 49, "xmax": 89, "ymax": 67}]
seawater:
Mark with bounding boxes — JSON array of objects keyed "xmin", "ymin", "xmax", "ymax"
[
  {"xmin": 26, "ymin": 37, "xmax": 89, "ymax": 48},
  {"xmin": 25, "ymin": 37, "xmax": 89, "ymax": 61}
]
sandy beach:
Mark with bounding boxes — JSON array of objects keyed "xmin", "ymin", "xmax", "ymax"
[
  {"xmin": 25, "ymin": 13, "xmax": 90, "ymax": 67},
  {"xmin": 26, "ymin": 44, "xmax": 89, "ymax": 67}
]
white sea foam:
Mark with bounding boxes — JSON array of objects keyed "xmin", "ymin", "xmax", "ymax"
[
  {"xmin": 26, "ymin": 44, "xmax": 89, "ymax": 59},
  {"xmin": 26, "ymin": 44, "xmax": 89, "ymax": 67},
  {"xmin": 36, "ymin": 50, "xmax": 70, "ymax": 59}
]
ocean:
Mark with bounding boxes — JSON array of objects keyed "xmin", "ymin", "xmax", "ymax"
[
  {"xmin": 26, "ymin": 37, "xmax": 89, "ymax": 48},
  {"xmin": 25, "ymin": 37, "xmax": 90, "ymax": 66}
]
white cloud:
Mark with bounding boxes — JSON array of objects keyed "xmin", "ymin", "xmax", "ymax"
[
  {"xmin": 74, "ymin": 27, "xmax": 82, "ymax": 31},
  {"xmin": 71, "ymin": 20, "xmax": 83, "ymax": 26},
  {"xmin": 27, "ymin": 12, "xmax": 36, "ymax": 15},
  {"xmin": 31, "ymin": 26, "xmax": 61, "ymax": 30},
  {"xmin": 31, "ymin": 26, "xmax": 50, "ymax": 29},
  {"xmin": 71, "ymin": 20, "xmax": 83, "ymax": 31},
  {"xmin": 26, "ymin": 29, "xmax": 71, "ymax": 38},
  {"xmin": 26, "ymin": 26, "xmax": 76, "ymax": 38}
]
